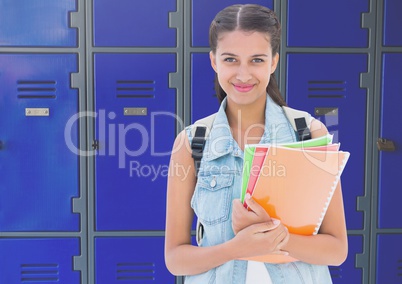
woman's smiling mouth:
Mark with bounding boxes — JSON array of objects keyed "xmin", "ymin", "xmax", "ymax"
[{"xmin": 233, "ymin": 83, "xmax": 254, "ymax": 92}]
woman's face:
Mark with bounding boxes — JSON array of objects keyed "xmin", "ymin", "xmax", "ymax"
[{"xmin": 210, "ymin": 30, "xmax": 279, "ymax": 107}]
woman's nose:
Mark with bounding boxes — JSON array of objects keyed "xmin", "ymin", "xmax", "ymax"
[{"xmin": 236, "ymin": 64, "xmax": 252, "ymax": 82}]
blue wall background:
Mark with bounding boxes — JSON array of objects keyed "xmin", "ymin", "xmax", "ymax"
[{"xmin": 0, "ymin": 0, "xmax": 401, "ymax": 283}]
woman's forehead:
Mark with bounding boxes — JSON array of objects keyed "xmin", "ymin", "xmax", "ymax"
[{"xmin": 216, "ymin": 30, "xmax": 272, "ymax": 53}]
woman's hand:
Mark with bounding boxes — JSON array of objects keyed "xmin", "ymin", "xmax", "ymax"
[
  {"xmin": 232, "ymin": 196, "xmax": 272, "ymax": 234},
  {"xmin": 230, "ymin": 217, "xmax": 290, "ymax": 259},
  {"xmin": 230, "ymin": 196, "xmax": 290, "ymax": 258}
]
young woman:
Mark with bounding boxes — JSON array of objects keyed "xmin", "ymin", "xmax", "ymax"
[{"xmin": 165, "ymin": 4, "xmax": 347, "ymax": 283}]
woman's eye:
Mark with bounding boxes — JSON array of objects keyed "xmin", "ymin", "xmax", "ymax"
[
  {"xmin": 252, "ymin": 58, "xmax": 264, "ymax": 63},
  {"xmin": 224, "ymin": 57, "xmax": 236, "ymax": 62}
]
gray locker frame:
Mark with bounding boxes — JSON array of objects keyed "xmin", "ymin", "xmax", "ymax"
[
  {"xmin": 1, "ymin": 0, "xmax": 400, "ymax": 283},
  {"xmin": 370, "ymin": 0, "xmax": 402, "ymax": 283},
  {"xmin": 0, "ymin": 0, "xmax": 89, "ymax": 282},
  {"xmin": 84, "ymin": 0, "xmax": 184, "ymax": 283}
]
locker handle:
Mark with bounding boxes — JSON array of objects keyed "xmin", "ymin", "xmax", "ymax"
[
  {"xmin": 0, "ymin": 140, "xmax": 3, "ymax": 150},
  {"xmin": 377, "ymin": 138, "xmax": 396, "ymax": 151}
]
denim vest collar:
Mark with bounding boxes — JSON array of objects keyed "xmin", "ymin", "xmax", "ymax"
[{"xmin": 202, "ymin": 97, "xmax": 233, "ymax": 161}]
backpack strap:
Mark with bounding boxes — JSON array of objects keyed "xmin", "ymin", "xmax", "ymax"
[
  {"xmin": 190, "ymin": 113, "xmax": 216, "ymax": 247},
  {"xmin": 282, "ymin": 106, "xmax": 312, "ymax": 141},
  {"xmin": 190, "ymin": 113, "xmax": 217, "ymax": 173}
]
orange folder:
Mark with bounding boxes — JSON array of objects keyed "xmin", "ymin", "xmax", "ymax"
[{"xmin": 240, "ymin": 145, "xmax": 350, "ymax": 263}]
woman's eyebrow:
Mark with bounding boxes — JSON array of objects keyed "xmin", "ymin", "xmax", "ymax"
[
  {"xmin": 220, "ymin": 52, "xmax": 237, "ymax": 57},
  {"xmin": 220, "ymin": 52, "xmax": 269, "ymax": 57},
  {"xmin": 251, "ymin": 54, "xmax": 269, "ymax": 57}
]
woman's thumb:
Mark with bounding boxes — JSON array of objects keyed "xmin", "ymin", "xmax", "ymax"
[{"xmin": 245, "ymin": 195, "xmax": 266, "ymax": 215}]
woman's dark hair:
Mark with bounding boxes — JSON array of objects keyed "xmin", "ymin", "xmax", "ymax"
[{"xmin": 209, "ymin": 4, "xmax": 286, "ymax": 106}]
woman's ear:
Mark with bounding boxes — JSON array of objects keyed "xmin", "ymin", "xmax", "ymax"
[
  {"xmin": 271, "ymin": 53, "xmax": 279, "ymax": 74},
  {"xmin": 210, "ymin": 51, "xmax": 218, "ymax": 73}
]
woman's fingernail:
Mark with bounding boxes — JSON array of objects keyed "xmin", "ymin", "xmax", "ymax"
[{"xmin": 273, "ymin": 219, "xmax": 280, "ymax": 225}]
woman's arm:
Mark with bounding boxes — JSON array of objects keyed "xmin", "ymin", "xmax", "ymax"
[
  {"xmin": 164, "ymin": 130, "xmax": 232, "ymax": 275},
  {"xmin": 164, "ymin": 130, "xmax": 288, "ymax": 275},
  {"xmin": 281, "ymin": 119, "xmax": 348, "ymax": 265}
]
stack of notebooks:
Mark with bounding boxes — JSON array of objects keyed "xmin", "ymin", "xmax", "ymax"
[{"xmin": 239, "ymin": 133, "xmax": 350, "ymax": 263}]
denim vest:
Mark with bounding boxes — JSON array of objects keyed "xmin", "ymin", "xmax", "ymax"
[{"xmin": 185, "ymin": 95, "xmax": 332, "ymax": 284}]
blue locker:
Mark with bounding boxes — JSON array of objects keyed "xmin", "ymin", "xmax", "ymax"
[
  {"xmin": 286, "ymin": 53, "xmax": 367, "ymax": 230},
  {"xmin": 330, "ymin": 235, "xmax": 363, "ymax": 283},
  {"xmin": 383, "ymin": 0, "xmax": 402, "ymax": 46},
  {"xmin": 191, "ymin": 53, "xmax": 219, "ymax": 122},
  {"xmin": 377, "ymin": 234, "xmax": 402, "ymax": 283},
  {"xmin": 0, "ymin": 238, "xmax": 81, "ymax": 283},
  {"xmin": 287, "ymin": 0, "xmax": 369, "ymax": 47},
  {"xmin": 94, "ymin": 53, "xmax": 176, "ymax": 231},
  {"xmin": 95, "ymin": 237, "xmax": 174, "ymax": 283},
  {"xmin": 93, "ymin": 0, "xmax": 176, "ymax": 47},
  {"xmin": 191, "ymin": 0, "xmax": 273, "ymax": 47},
  {"xmin": 0, "ymin": 54, "xmax": 80, "ymax": 231},
  {"xmin": 378, "ymin": 53, "xmax": 402, "ymax": 228},
  {"xmin": 0, "ymin": 0, "xmax": 77, "ymax": 47}
]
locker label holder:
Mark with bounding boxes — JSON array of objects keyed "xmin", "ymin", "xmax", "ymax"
[
  {"xmin": 25, "ymin": 108, "xmax": 50, "ymax": 116},
  {"xmin": 314, "ymin": 107, "xmax": 338, "ymax": 116},
  {"xmin": 124, "ymin": 107, "xmax": 147, "ymax": 116}
]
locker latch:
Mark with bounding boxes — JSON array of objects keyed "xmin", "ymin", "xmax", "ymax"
[
  {"xmin": 0, "ymin": 140, "xmax": 3, "ymax": 150},
  {"xmin": 377, "ymin": 138, "xmax": 396, "ymax": 152},
  {"xmin": 92, "ymin": 140, "xmax": 99, "ymax": 150}
]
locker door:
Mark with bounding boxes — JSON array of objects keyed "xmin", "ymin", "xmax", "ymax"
[
  {"xmin": 377, "ymin": 234, "xmax": 402, "ymax": 283},
  {"xmin": 191, "ymin": 53, "xmax": 219, "ymax": 122},
  {"xmin": 377, "ymin": 53, "xmax": 402, "ymax": 228},
  {"xmin": 0, "ymin": 0, "xmax": 77, "ymax": 47},
  {"xmin": 191, "ymin": 0, "xmax": 273, "ymax": 47},
  {"xmin": 383, "ymin": 0, "xmax": 402, "ymax": 46},
  {"xmin": 287, "ymin": 0, "xmax": 369, "ymax": 47},
  {"xmin": 94, "ymin": 53, "xmax": 176, "ymax": 231},
  {"xmin": 95, "ymin": 237, "xmax": 174, "ymax": 283},
  {"xmin": 93, "ymin": 0, "xmax": 177, "ymax": 47},
  {"xmin": 286, "ymin": 53, "xmax": 367, "ymax": 230},
  {"xmin": 0, "ymin": 54, "xmax": 80, "ymax": 231},
  {"xmin": 0, "ymin": 238, "xmax": 80, "ymax": 283}
]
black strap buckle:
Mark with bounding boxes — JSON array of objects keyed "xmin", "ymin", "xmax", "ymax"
[
  {"xmin": 191, "ymin": 127, "xmax": 207, "ymax": 159},
  {"xmin": 294, "ymin": 118, "xmax": 312, "ymax": 141}
]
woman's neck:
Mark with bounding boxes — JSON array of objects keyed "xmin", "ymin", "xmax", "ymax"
[{"xmin": 225, "ymin": 97, "xmax": 266, "ymax": 150}]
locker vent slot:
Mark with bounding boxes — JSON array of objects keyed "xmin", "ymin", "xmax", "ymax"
[
  {"xmin": 116, "ymin": 80, "xmax": 155, "ymax": 98},
  {"xmin": 398, "ymin": 259, "xmax": 402, "ymax": 277},
  {"xmin": 329, "ymin": 266, "xmax": 342, "ymax": 279},
  {"xmin": 307, "ymin": 81, "xmax": 346, "ymax": 98},
  {"xmin": 116, "ymin": 262, "xmax": 155, "ymax": 281},
  {"xmin": 20, "ymin": 263, "xmax": 59, "ymax": 282},
  {"xmin": 17, "ymin": 80, "xmax": 57, "ymax": 99}
]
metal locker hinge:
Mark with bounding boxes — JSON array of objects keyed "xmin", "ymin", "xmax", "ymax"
[
  {"xmin": 377, "ymin": 138, "xmax": 396, "ymax": 152},
  {"xmin": 92, "ymin": 140, "xmax": 99, "ymax": 150}
]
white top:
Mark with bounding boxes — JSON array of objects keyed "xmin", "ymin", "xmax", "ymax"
[{"xmin": 246, "ymin": 261, "xmax": 273, "ymax": 284}]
